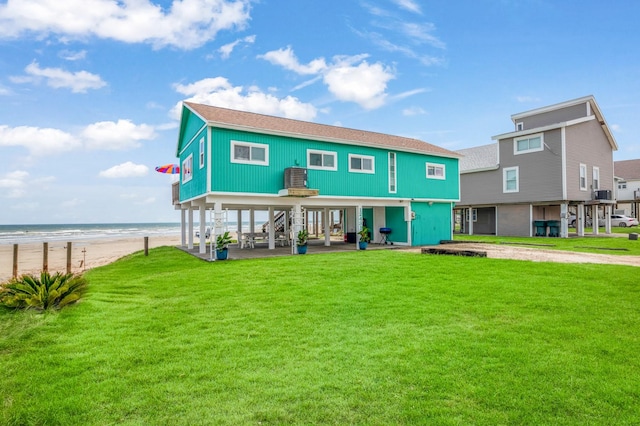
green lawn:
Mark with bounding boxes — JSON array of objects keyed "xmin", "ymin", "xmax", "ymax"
[
  {"xmin": 2, "ymin": 247, "xmax": 639, "ymax": 425},
  {"xmin": 454, "ymin": 233, "xmax": 640, "ymax": 255}
]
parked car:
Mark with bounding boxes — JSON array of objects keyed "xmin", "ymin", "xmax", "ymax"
[
  {"xmin": 568, "ymin": 215, "xmax": 592, "ymax": 227},
  {"xmin": 610, "ymin": 215, "xmax": 639, "ymax": 227}
]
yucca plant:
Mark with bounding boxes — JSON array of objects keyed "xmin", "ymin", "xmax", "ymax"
[{"xmin": 0, "ymin": 271, "xmax": 87, "ymax": 311}]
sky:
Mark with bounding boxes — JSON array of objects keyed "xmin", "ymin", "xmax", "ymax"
[{"xmin": 1, "ymin": 0, "xmax": 639, "ymax": 224}]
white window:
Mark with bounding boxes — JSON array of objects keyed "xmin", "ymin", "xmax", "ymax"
[
  {"xmin": 503, "ymin": 166, "xmax": 519, "ymax": 193},
  {"xmin": 182, "ymin": 154, "xmax": 193, "ymax": 183},
  {"xmin": 349, "ymin": 154, "xmax": 375, "ymax": 173},
  {"xmin": 618, "ymin": 182, "xmax": 627, "ymax": 190},
  {"xmin": 426, "ymin": 163, "xmax": 445, "ymax": 180},
  {"xmin": 514, "ymin": 133, "xmax": 543, "ymax": 155},
  {"xmin": 592, "ymin": 166, "xmax": 600, "ymax": 191},
  {"xmin": 388, "ymin": 152, "xmax": 397, "ymax": 193},
  {"xmin": 199, "ymin": 137, "xmax": 205, "ymax": 168},
  {"xmin": 579, "ymin": 164, "xmax": 587, "ymax": 190},
  {"xmin": 307, "ymin": 149, "xmax": 337, "ymax": 171},
  {"xmin": 231, "ymin": 141, "xmax": 269, "ymax": 166},
  {"xmin": 516, "ymin": 122, "xmax": 524, "ymax": 131}
]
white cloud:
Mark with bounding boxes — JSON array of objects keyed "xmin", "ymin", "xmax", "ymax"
[
  {"xmin": 611, "ymin": 124, "xmax": 621, "ymax": 133},
  {"xmin": 259, "ymin": 48, "xmax": 396, "ymax": 110},
  {"xmin": 99, "ymin": 162, "xmax": 149, "ymax": 178},
  {"xmin": 173, "ymin": 76, "xmax": 318, "ymax": 121},
  {"xmin": 82, "ymin": 119, "xmax": 157, "ymax": 150},
  {"xmin": 59, "ymin": 49, "xmax": 87, "ymax": 61},
  {"xmin": 0, "ymin": 0, "xmax": 251, "ymax": 50},
  {"xmin": 391, "ymin": 0, "xmax": 422, "ymax": 14},
  {"xmin": 0, "ymin": 170, "xmax": 29, "ymax": 198},
  {"xmin": 402, "ymin": 106, "xmax": 428, "ymax": 116},
  {"xmin": 218, "ymin": 34, "xmax": 255, "ymax": 59},
  {"xmin": 11, "ymin": 61, "xmax": 106, "ymax": 93},
  {"xmin": 258, "ymin": 46, "xmax": 328, "ymax": 75},
  {"xmin": 0, "ymin": 125, "xmax": 81, "ymax": 156}
]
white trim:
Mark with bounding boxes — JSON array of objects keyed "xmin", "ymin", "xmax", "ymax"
[
  {"xmin": 561, "ymin": 127, "xmax": 567, "ymax": 200},
  {"xmin": 511, "ymin": 95, "xmax": 594, "ymax": 121},
  {"xmin": 426, "ymin": 162, "xmax": 446, "ymax": 180},
  {"xmin": 178, "ymin": 123, "xmax": 207, "ymax": 156},
  {"xmin": 579, "ymin": 163, "xmax": 588, "ymax": 191},
  {"xmin": 307, "ymin": 149, "xmax": 337, "ymax": 171},
  {"xmin": 348, "ymin": 154, "xmax": 375, "ymax": 174},
  {"xmin": 492, "ymin": 116, "xmax": 595, "ymax": 141},
  {"xmin": 206, "ymin": 128, "xmax": 212, "ymax": 193},
  {"xmin": 513, "ymin": 133, "xmax": 544, "ymax": 155},
  {"xmin": 516, "ymin": 122, "xmax": 524, "ymax": 131},
  {"xmin": 388, "ymin": 152, "xmax": 397, "ymax": 193},
  {"xmin": 503, "ymin": 166, "xmax": 519, "ymax": 193},
  {"xmin": 231, "ymin": 140, "xmax": 269, "ymax": 166}
]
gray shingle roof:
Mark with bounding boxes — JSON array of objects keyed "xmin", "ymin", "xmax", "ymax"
[
  {"xmin": 614, "ymin": 159, "xmax": 640, "ymax": 180},
  {"xmin": 456, "ymin": 144, "xmax": 498, "ymax": 172},
  {"xmin": 184, "ymin": 102, "xmax": 460, "ymax": 158}
]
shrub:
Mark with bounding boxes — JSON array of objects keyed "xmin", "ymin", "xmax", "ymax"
[{"xmin": 0, "ymin": 271, "xmax": 87, "ymax": 311}]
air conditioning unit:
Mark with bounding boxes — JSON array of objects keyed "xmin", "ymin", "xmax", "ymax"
[
  {"xmin": 284, "ymin": 167, "xmax": 307, "ymax": 189},
  {"xmin": 594, "ymin": 190, "xmax": 611, "ymax": 200}
]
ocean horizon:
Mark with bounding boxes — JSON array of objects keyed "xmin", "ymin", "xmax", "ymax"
[{"xmin": 0, "ymin": 222, "xmax": 250, "ymax": 245}]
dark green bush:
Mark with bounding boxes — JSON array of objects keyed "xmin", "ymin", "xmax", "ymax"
[{"xmin": 0, "ymin": 271, "xmax": 87, "ymax": 311}]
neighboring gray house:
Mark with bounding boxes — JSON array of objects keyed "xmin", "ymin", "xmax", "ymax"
[
  {"xmin": 614, "ymin": 159, "xmax": 640, "ymax": 219},
  {"xmin": 456, "ymin": 95, "xmax": 618, "ymax": 238}
]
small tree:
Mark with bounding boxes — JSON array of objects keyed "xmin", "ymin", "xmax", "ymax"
[{"xmin": 0, "ymin": 272, "xmax": 87, "ymax": 311}]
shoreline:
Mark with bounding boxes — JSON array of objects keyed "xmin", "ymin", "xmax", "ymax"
[{"xmin": 0, "ymin": 235, "xmax": 183, "ymax": 282}]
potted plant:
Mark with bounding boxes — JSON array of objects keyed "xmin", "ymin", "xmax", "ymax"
[
  {"xmin": 296, "ymin": 229, "xmax": 309, "ymax": 254},
  {"xmin": 358, "ymin": 226, "xmax": 371, "ymax": 250},
  {"xmin": 215, "ymin": 231, "xmax": 233, "ymax": 260}
]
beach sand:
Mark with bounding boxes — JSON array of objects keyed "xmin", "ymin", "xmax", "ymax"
[{"xmin": 0, "ymin": 236, "xmax": 182, "ymax": 282}]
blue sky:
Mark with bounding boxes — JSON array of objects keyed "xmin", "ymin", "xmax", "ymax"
[{"xmin": 1, "ymin": 0, "xmax": 639, "ymax": 224}]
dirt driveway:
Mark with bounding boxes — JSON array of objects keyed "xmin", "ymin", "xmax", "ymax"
[{"xmin": 418, "ymin": 243, "xmax": 640, "ymax": 267}]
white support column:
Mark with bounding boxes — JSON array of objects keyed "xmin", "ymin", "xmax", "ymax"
[
  {"xmin": 592, "ymin": 205, "xmax": 599, "ymax": 235},
  {"xmin": 605, "ymin": 205, "xmax": 612, "ymax": 234},
  {"xmin": 199, "ymin": 204, "xmax": 206, "ymax": 254},
  {"xmin": 356, "ymin": 205, "xmax": 363, "ymax": 249},
  {"xmin": 577, "ymin": 204, "xmax": 585, "ymax": 237},
  {"xmin": 560, "ymin": 203, "xmax": 569, "ymax": 238},
  {"xmin": 180, "ymin": 209, "xmax": 187, "ymax": 247},
  {"xmin": 187, "ymin": 208, "xmax": 194, "ymax": 249},
  {"xmin": 237, "ymin": 210, "xmax": 243, "ymax": 248},
  {"xmin": 324, "ymin": 207, "xmax": 331, "ymax": 246},
  {"xmin": 268, "ymin": 207, "xmax": 275, "ymax": 250},
  {"xmin": 468, "ymin": 207, "xmax": 474, "ymax": 236},
  {"xmin": 250, "ymin": 209, "xmax": 255, "ymax": 234},
  {"xmin": 291, "ymin": 204, "xmax": 304, "ymax": 254}
]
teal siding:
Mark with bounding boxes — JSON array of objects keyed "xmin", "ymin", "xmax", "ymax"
[
  {"xmin": 385, "ymin": 207, "xmax": 407, "ymax": 243},
  {"xmin": 209, "ymin": 127, "xmax": 459, "ymax": 200},
  {"xmin": 179, "ymin": 126, "xmax": 207, "ymax": 201},
  {"xmin": 410, "ymin": 202, "xmax": 452, "ymax": 245},
  {"xmin": 363, "ymin": 208, "xmax": 374, "ymax": 233}
]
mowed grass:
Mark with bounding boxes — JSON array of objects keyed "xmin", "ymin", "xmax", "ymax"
[
  {"xmin": 1, "ymin": 247, "xmax": 639, "ymax": 425},
  {"xmin": 454, "ymin": 233, "xmax": 640, "ymax": 255}
]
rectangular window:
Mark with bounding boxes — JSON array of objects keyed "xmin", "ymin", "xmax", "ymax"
[
  {"xmin": 426, "ymin": 163, "xmax": 445, "ymax": 180},
  {"xmin": 231, "ymin": 141, "xmax": 269, "ymax": 166},
  {"xmin": 514, "ymin": 133, "xmax": 543, "ymax": 155},
  {"xmin": 349, "ymin": 154, "xmax": 375, "ymax": 173},
  {"xmin": 516, "ymin": 122, "xmax": 524, "ymax": 131},
  {"xmin": 503, "ymin": 166, "xmax": 519, "ymax": 193},
  {"xmin": 618, "ymin": 182, "xmax": 627, "ymax": 190},
  {"xmin": 199, "ymin": 137, "xmax": 205, "ymax": 168},
  {"xmin": 307, "ymin": 149, "xmax": 337, "ymax": 171},
  {"xmin": 466, "ymin": 208, "xmax": 477, "ymax": 222},
  {"xmin": 182, "ymin": 154, "xmax": 193, "ymax": 183},
  {"xmin": 579, "ymin": 164, "xmax": 587, "ymax": 190},
  {"xmin": 388, "ymin": 152, "xmax": 396, "ymax": 193},
  {"xmin": 592, "ymin": 166, "xmax": 600, "ymax": 191}
]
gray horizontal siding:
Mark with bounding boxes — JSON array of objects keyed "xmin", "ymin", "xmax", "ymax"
[{"xmin": 520, "ymin": 103, "xmax": 587, "ymax": 130}]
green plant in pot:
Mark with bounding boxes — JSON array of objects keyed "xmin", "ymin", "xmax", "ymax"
[
  {"xmin": 296, "ymin": 229, "xmax": 309, "ymax": 254},
  {"xmin": 358, "ymin": 226, "xmax": 371, "ymax": 250},
  {"xmin": 215, "ymin": 231, "xmax": 233, "ymax": 260}
]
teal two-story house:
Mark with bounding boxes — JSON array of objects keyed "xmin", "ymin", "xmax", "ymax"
[{"xmin": 175, "ymin": 102, "xmax": 460, "ymax": 253}]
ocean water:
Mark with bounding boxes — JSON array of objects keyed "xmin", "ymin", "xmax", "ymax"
[{"xmin": 0, "ymin": 222, "xmax": 254, "ymax": 245}]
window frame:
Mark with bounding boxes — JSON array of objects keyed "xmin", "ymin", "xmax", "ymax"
[
  {"xmin": 503, "ymin": 166, "xmax": 519, "ymax": 193},
  {"xmin": 182, "ymin": 154, "xmax": 193, "ymax": 184},
  {"xmin": 348, "ymin": 154, "xmax": 375, "ymax": 174},
  {"xmin": 426, "ymin": 162, "xmax": 446, "ymax": 180},
  {"xmin": 307, "ymin": 149, "xmax": 337, "ymax": 171},
  {"xmin": 592, "ymin": 166, "xmax": 600, "ymax": 191},
  {"xmin": 466, "ymin": 208, "xmax": 478, "ymax": 223},
  {"xmin": 579, "ymin": 163, "xmax": 587, "ymax": 191},
  {"xmin": 514, "ymin": 133, "xmax": 544, "ymax": 155},
  {"xmin": 388, "ymin": 152, "xmax": 397, "ymax": 193},
  {"xmin": 199, "ymin": 137, "xmax": 205, "ymax": 168},
  {"xmin": 230, "ymin": 140, "xmax": 269, "ymax": 166}
]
